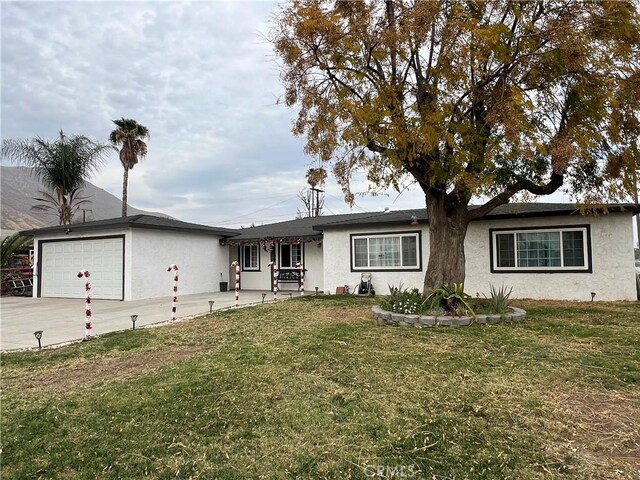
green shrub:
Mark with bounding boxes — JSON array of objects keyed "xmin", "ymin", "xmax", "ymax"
[
  {"xmin": 425, "ymin": 283, "xmax": 474, "ymax": 316},
  {"xmin": 380, "ymin": 283, "xmax": 425, "ymax": 315}
]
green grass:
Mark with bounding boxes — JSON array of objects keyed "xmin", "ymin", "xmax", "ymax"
[{"xmin": 2, "ymin": 296, "xmax": 639, "ymax": 479}]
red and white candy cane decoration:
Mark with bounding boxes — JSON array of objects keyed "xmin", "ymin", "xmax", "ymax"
[
  {"xmin": 231, "ymin": 261, "xmax": 240, "ymax": 307},
  {"xmin": 296, "ymin": 262, "xmax": 304, "ymax": 295},
  {"xmin": 167, "ymin": 264, "xmax": 179, "ymax": 321},
  {"xmin": 268, "ymin": 261, "xmax": 278, "ymax": 301},
  {"xmin": 77, "ymin": 270, "xmax": 92, "ymax": 338}
]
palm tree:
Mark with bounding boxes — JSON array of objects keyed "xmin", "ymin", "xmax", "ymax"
[
  {"xmin": 109, "ymin": 118, "xmax": 149, "ymax": 217},
  {"xmin": 32, "ymin": 188, "xmax": 91, "ymax": 225},
  {"xmin": 1, "ymin": 131, "xmax": 111, "ymax": 225},
  {"xmin": 305, "ymin": 167, "xmax": 327, "ymax": 217}
]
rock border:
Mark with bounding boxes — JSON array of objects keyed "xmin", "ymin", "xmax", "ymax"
[{"xmin": 371, "ymin": 306, "xmax": 526, "ymax": 327}]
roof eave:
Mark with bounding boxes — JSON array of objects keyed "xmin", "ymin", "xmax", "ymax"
[{"xmin": 20, "ymin": 221, "xmax": 238, "ymax": 238}]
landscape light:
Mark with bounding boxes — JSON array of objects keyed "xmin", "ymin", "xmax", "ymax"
[
  {"xmin": 590, "ymin": 292, "xmax": 596, "ymax": 302},
  {"xmin": 262, "ymin": 293, "xmax": 266, "ymax": 303},
  {"xmin": 289, "ymin": 292, "xmax": 293, "ymax": 299},
  {"xmin": 33, "ymin": 330, "xmax": 43, "ymax": 349},
  {"xmin": 209, "ymin": 300, "xmax": 215, "ymax": 312},
  {"xmin": 130, "ymin": 314, "xmax": 138, "ymax": 329},
  {"xmin": 315, "ymin": 287, "xmax": 319, "ymax": 295}
]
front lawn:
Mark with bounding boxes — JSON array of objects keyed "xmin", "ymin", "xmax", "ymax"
[{"xmin": 2, "ymin": 296, "xmax": 639, "ymax": 479}]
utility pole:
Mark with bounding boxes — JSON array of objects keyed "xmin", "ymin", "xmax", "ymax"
[
  {"xmin": 80, "ymin": 208, "xmax": 92, "ymax": 223},
  {"xmin": 310, "ymin": 187, "xmax": 324, "ymax": 217}
]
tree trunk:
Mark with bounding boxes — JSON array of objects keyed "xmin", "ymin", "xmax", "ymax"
[
  {"xmin": 122, "ymin": 167, "xmax": 129, "ymax": 217},
  {"xmin": 423, "ymin": 190, "xmax": 470, "ymax": 294}
]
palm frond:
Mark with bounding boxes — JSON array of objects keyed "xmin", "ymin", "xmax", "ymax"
[
  {"xmin": 110, "ymin": 118, "xmax": 150, "ymax": 170},
  {"xmin": 2, "ymin": 131, "xmax": 111, "ymax": 214},
  {"xmin": 1, "ymin": 234, "xmax": 32, "ymax": 268},
  {"xmin": 32, "ymin": 188, "xmax": 92, "ymax": 225}
]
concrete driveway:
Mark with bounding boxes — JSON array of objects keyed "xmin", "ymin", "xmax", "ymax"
[{"xmin": 0, "ymin": 290, "xmax": 297, "ymax": 351}]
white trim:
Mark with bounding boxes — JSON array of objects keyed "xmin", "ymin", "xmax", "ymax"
[
  {"xmin": 351, "ymin": 232, "xmax": 420, "ymax": 270},
  {"xmin": 491, "ymin": 226, "xmax": 590, "ymax": 271},
  {"xmin": 242, "ymin": 244, "xmax": 260, "ymax": 271},
  {"xmin": 279, "ymin": 242, "xmax": 302, "ymax": 268}
]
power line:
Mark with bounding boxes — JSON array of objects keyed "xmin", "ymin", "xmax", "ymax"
[{"xmin": 214, "ymin": 196, "xmax": 299, "ymax": 225}]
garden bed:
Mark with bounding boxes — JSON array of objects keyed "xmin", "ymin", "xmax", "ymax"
[{"xmin": 371, "ymin": 305, "xmax": 526, "ymax": 327}]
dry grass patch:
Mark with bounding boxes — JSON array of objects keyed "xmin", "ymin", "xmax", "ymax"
[
  {"xmin": 2, "ymin": 296, "xmax": 639, "ymax": 479},
  {"xmin": 554, "ymin": 387, "xmax": 640, "ymax": 476},
  {"xmin": 9, "ymin": 346, "xmax": 205, "ymax": 394}
]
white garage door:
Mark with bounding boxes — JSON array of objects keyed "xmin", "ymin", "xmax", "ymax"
[{"xmin": 40, "ymin": 237, "xmax": 124, "ymax": 300}]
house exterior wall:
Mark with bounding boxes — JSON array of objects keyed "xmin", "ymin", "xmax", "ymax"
[
  {"xmin": 464, "ymin": 213, "xmax": 636, "ymax": 301},
  {"xmin": 31, "ymin": 228, "xmax": 132, "ymax": 300},
  {"xmin": 235, "ymin": 245, "xmax": 270, "ymax": 291},
  {"xmin": 322, "ymin": 224, "xmax": 429, "ymax": 296},
  {"xmin": 303, "ymin": 241, "xmax": 324, "ymax": 293},
  {"xmin": 233, "ymin": 241, "xmax": 324, "ymax": 292},
  {"xmin": 129, "ymin": 229, "xmax": 228, "ymax": 300},
  {"xmin": 322, "ymin": 213, "xmax": 637, "ymax": 301}
]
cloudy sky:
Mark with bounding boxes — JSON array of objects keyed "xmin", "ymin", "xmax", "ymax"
[{"xmin": 1, "ymin": 0, "xmax": 440, "ymax": 228}]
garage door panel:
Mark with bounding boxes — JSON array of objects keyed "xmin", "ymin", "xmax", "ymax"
[{"xmin": 41, "ymin": 237, "xmax": 124, "ymax": 300}]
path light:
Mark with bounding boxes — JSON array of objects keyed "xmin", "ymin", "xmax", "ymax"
[
  {"xmin": 33, "ymin": 330, "xmax": 43, "ymax": 350},
  {"xmin": 209, "ymin": 300, "xmax": 215, "ymax": 313},
  {"xmin": 289, "ymin": 292, "xmax": 293, "ymax": 299},
  {"xmin": 130, "ymin": 315, "xmax": 138, "ymax": 329},
  {"xmin": 591, "ymin": 292, "xmax": 596, "ymax": 301},
  {"xmin": 262, "ymin": 293, "xmax": 266, "ymax": 303},
  {"xmin": 315, "ymin": 287, "xmax": 319, "ymax": 295}
]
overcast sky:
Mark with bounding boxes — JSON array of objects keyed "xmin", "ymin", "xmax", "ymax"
[{"xmin": 0, "ymin": 0, "xmax": 438, "ymax": 228}]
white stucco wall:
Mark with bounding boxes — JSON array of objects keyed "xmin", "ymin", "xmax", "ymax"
[
  {"xmin": 232, "ymin": 241, "xmax": 324, "ymax": 292},
  {"xmin": 31, "ymin": 228, "xmax": 132, "ymax": 300},
  {"xmin": 464, "ymin": 213, "xmax": 637, "ymax": 301},
  {"xmin": 303, "ymin": 242, "xmax": 324, "ymax": 293},
  {"xmin": 322, "ymin": 225, "xmax": 429, "ymax": 296},
  {"xmin": 129, "ymin": 229, "xmax": 228, "ymax": 300},
  {"xmin": 322, "ymin": 213, "xmax": 637, "ymax": 301}
]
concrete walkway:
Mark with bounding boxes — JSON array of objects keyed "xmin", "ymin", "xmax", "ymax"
[{"xmin": 0, "ymin": 291, "xmax": 298, "ymax": 351}]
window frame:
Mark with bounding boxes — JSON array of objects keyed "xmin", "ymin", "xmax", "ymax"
[
  {"xmin": 350, "ymin": 231, "xmax": 422, "ymax": 272},
  {"xmin": 489, "ymin": 224, "xmax": 592, "ymax": 273},
  {"xmin": 241, "ymin": 244, "xmax": 260, "ymax": 271},
  {"xmin": 279, "ymin": 242, "xmax": 303, "ymax": 269}
]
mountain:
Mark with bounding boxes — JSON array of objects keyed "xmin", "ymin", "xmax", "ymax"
[{"xmin": 1, "ymin": 166, "xmax": 170, "ymax": 235}]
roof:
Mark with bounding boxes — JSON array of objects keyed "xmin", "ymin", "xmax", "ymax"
[
  {"xmin": 20, "ymin": 214, "xmax": 239, "ymax": 237},
  {"xmin": 22, "ymin": 203, "xmax": 639, "ymax": 242},
  {"xmin": 315, "ymin": 202, "xmax": 640, "ymax": 230},
  {"xmin": 226, "ymin": 202, "xmax": 639, "ymax": 243},
  {"xmin": 225, "ymin": 212, "xmax": 365, "ymax": 243}
]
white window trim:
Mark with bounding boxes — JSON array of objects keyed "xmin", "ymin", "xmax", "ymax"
[
  {"xmin": 279, "ymin": 242, "xmax": 302, "ymax": 268},
  {"xmin": 242, "ymin": 244, "xmax": 260, "ymax": 271},
  {"xmin": 491, "ymin": 226, "xmax": 590, "ymax": 272},
  {"xmin": 351, "ymin": 232, "xmax": 421, "ymax": 271}
]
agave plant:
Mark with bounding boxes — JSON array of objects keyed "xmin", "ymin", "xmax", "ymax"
[
  {"xmin": 426, "ymin": 282, "xmax": 474, "ymax": 316},
  {"xmin": 484, "ymin": 284, "xmax": 514, "ymax": 314}
]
